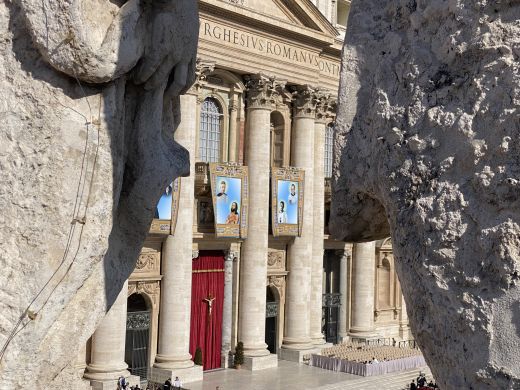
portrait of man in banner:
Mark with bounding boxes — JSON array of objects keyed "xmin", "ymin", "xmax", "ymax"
[{"xmin": 277, "ymin": 180, "xmax": 298, "ymax": 225}]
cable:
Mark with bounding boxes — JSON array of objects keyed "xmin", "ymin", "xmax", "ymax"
[{"xmin": 0, "ymin": 75, "xmax": 101, "ymax": 363}]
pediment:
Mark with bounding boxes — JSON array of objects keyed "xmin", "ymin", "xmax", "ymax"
[{"xmin": 210, "ymin": 0, "xmax": 338, "ymax": 39}]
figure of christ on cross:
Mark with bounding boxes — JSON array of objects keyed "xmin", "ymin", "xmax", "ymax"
[{"xmin": 203, "ymin": 293, "xmax": 216, "ymax": 317}]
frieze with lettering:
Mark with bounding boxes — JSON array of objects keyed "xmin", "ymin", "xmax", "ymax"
[{"xmin": 200, "ymin": 19, "xmax": 340, "ymax": 78}]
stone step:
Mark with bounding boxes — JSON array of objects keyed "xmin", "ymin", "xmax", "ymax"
[{"xmin": 312, "ymin": 366, "xmax": 433, "ymax": 390}]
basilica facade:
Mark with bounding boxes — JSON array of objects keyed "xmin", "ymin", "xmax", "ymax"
[{"xmin": 78, "ymin": 1, "xmax": 412, "ymax": 388}]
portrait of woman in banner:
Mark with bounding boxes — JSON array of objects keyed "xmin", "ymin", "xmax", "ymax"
[
  {"xmin": 215, "ymin": 175, "xmax": 242, "ymax": 224},
  {"xmin": 277, "ymin": 180, "xmax": 298, "ymax": 224}
]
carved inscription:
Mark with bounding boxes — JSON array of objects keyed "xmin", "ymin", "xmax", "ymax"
[{"xmin": 200, "ymin": 20, "xmax": 340, "ymax": 77}]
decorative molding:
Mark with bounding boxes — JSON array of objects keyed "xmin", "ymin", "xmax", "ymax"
[
  {"xmin": 267, "ymin": 251, "xmax": 285, "ymax": 269},
  {"xmin": 268, "ymin": 275, "xmax": 286, "ymax": 302},
  {"xmin": 126, "ymin": 311, "xmax": 151, "ymax": 330},
  {"xmin": 225, "ymin": 250, "xmax": 239, "ymax": 262},
  {"xmin": 244, "ymin": 73, "xmax": 286, "ymax": 110},
  {"xmin": 322, "ymin": 292, "xmax": 341, "ymax": 307},
  {"xmin": 266, "ymin": 302, "xmax": 278, "ymax": 318},
  {"xmin": 133, "ymin": 252, "xmax": 160, "ymax": 276},
  {"xmin": 292, "ymin": 85, "xmax": 317, "ymax": 118},
  {"xmin": 128, "ymin": 281, "xmax": 160, "ymax": 308},
  {"xmin": 315, "ymin": 91, "xmax": 336, "ymax": 124},
  {"xmin": 192, "ymin": 250, "xmax": 200, "ymax": 259},
  {"xmin": 188, "ymin": 58, "xmax": 216, "ymax": 97}
]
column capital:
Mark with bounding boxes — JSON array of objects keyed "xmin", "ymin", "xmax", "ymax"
[
  {"xmin": 225, "ymin": 249, "xmax": 239, "ymax": 262},
  {"xmin": 315, "ymin": 91, "xmax": 337, "ymax": 124},
  {"xmin": 244, "ymin": 73, "xmax": 286, "ymax": 110},
  {"xmin": 291, "ymin": 85, "xmax": 319, "ymax": 119},
  {"xmin": 186, "ymin": 58, "xmax": 216, "ymax": 97}
]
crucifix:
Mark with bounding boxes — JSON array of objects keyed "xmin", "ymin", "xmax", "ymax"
[{"xmin": 203, "ymin": 293, "xmax": 216, "ymax": 317}]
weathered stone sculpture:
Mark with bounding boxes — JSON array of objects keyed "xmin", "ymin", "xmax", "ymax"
[
  {"xmin": 0, "ymin": 0, "xmax": 198, "ymax": 388},
  {"xmin": 330, "ymin": 1, "xmax": 519, "ymax": 389}
]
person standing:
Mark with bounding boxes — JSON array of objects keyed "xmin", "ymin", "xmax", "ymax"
[{"xmin": 172, "ymin": 376, "xmax": 182, "ymax": 390}]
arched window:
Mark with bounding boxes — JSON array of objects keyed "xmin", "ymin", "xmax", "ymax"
[
  {"xmin": 324, "ymin": 123, "xmax": 334, "ymax": 178},
  {"xmin": 199, "ymin": 97, "xmax": 223, "ymax": 162}
]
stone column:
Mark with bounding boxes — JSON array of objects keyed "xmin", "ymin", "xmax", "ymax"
[
  {"xmin": 228, "ymin": 98, "xmax": 239, "ymax": 162},
  {"xmin": 238, "ymin": 74, "xmax": 283, "ymax": 370},
  {"xmin": 84, "ymin": 281, "xmax": 137, "ymax": 389},
  {"xmin": 349, "ymin": 241, "xmax": 379, "ymax": 340},
  {"xmin": 310, "ymin": 92, "xmax": 334, "ymax": 346},
  {"xmin": 399, "ymin": 295, "xmax": 410, "ymax": 340},
  {"xmin": 281, "ymin": 86, "xmax": 317, "ymax": 361},
  {"xmin": 338, "ymin": 249, "xmax": 350, "ymax": 341},
  {"xmin": 150, "ymin": 84, "xmax": 205, "ymax": 384},
  {"xmin": 221, "ymin": 248, "xmax": 238, "ymax": 368}
]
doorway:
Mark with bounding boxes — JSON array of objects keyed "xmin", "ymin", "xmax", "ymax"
[
  {"xmin": 125, "ymin": 294, "xmax": 151, "ymax": 380},
  {"xmin": 265, "ymin": 286, "xmax": 278, "ymax": 354}
]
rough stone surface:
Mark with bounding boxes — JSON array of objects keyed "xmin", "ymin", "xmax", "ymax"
[
  {"xmin": 330, "ymin": 1, "xmax": 520, "ymax": 389},
  {"xmin": 0, "ymin": 1, "xmax": 198, "ymax": 388}
]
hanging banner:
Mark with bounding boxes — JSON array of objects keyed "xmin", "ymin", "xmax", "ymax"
[
  {"xmin": 150, "ymin": 178, "xmax": 181, "ymax": 234},
  {"xmin": 209, "ymin": 163, "xmax": 249, "ymax": 238},
  {"xmin": 271, "ymin": 167, "xmax": 304, "ymax": 237}
]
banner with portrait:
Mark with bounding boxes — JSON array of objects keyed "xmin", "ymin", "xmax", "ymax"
[
  {"xmin": 271, "ymin": 167, "xmax": 304, "ymax": 237},
  {"xmin": 209, "ymin": 163, "xmax": 249, "ymax": 238},
  {"xmin": 150, "ymin": 178, "xmax": 181, "ymax": 234}
]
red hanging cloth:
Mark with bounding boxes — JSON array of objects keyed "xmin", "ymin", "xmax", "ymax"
[{"xmin": 189, "ymin": 251, "xmax": 225, "ymax": 370}]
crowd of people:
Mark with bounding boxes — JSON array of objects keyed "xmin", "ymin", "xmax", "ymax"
[
  {"xmin": 407, "ymin": 372, "xmax": 439, "ymax": 390},
  {"xmin": 117, "ymin": 376, "xmax": 183, "ymax": 390}
]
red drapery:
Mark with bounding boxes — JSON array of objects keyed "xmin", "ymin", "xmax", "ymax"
[{"xmin": 190, "ymin": 251, "xmax": 224, "ymax": 370}]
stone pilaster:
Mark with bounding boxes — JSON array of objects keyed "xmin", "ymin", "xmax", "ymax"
[
  {"xmin": 228, "ymin": 99, "xmax": 239, "ymax": 163},
  {"xmin": 238, "ymin": 74, "xmax": 283, "ymax": 370},
  {"xmin": 150, "ymin": 85, "xmax": 204, "ymax": 384},
  {"xmin": 338, "ymin": 248, "xmax": 351, "ymax": 341},
  {"xmin": 221, "ymin": 248, "xmax": 238, "ymax": 368},
  {"xmin": 84, "ymin": 281, "xmax": 138, "ymax": 389},
  {"xmin": 349, "ymin": 241, "xmax": 379, "ymax": 340},
  {"xmin": 399, "ymin": 296, "xmax": 411, "ymax": 340},
  {"xmin": 281, "ymin": 86, "xmax": 321, "ymax": 362},
  {"xmin": 310, "ymin": 91, "xmax": 335, "ymax": 346}
]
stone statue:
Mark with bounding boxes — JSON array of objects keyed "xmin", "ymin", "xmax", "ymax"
[
  {"xmin": 330, "ymin": 1, "xmax": 519, "ymax": 389},
  {"xmin": 0, "ymin": 0, "xmax": 198, "ymax": 388}
]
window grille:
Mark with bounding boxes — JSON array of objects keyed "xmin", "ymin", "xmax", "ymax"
[
  {"xmin": 324, "ymin": 123, "xmax": 334, "ymax": 178},
  {"xmin": 199, "ymin": 97, "xmax": 223, "ymax": 162}
]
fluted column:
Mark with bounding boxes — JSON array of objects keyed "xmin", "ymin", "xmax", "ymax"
[
  {"xmin": 282, "ymin": 86, "xmax": 317, "ymax": 355},
  {"xmin": 84, "ymin": 280, "xmax": 130, "ymax": 382},
  {"xmin": 221, "ymin": 248, "xmax": 238, "ymax": 367},
  {"xmin": 310, "ymin": 92, "xmax": 334, "ymax": 345},
  {"xmin": 239, "ymin": 74, "xmax": 285, "ymax": 361},
  {"xmin": 349, "ymin": 241, "xmax": 378, "ymax": 339},
  {"xmin": 338, "ymin": 248, "xmax": 350, "ymax": 341}
]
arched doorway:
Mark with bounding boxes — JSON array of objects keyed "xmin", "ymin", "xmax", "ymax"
[
  {"xmin": 125, "ymin": 293, "xmax": 151, "ymax": 380},
  {"xmin": 265, "ymin": 286, "xmax": 278, "ymax": 354}
]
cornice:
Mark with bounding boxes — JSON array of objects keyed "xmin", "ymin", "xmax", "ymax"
[{"xmin": 199, "ymin": 0, "xmax": 336, "ymax": 49}]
